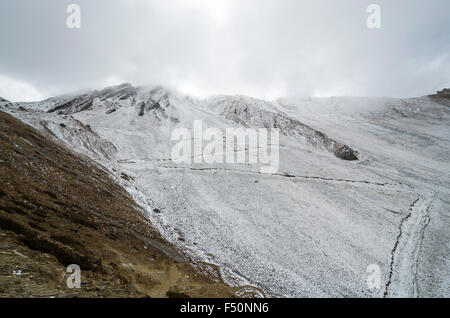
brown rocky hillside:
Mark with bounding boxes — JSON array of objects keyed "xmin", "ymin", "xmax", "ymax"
[{"xmin": 0, "ymin": 110, "xmax": 237, "ymax": 298}]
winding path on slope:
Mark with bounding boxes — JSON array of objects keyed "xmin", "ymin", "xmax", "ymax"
[{"xmin": 384, "ymin": 193, "xmax": 435, "ymax": 297}]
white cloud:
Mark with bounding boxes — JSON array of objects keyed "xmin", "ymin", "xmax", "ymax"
[
  {"xmin": 0, "ymin": 0, "xmax": 449, "ymax": 100},
  {"xmin": 102, "ymin": 76, "xmax": 126, "ymax": 88},
  {"xmin": 0, "ymin": 75, "xmax": 44, "ymax": 102}
]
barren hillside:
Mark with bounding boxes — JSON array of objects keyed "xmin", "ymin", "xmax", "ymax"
[{"xmin": 0, "ymin": 110, "xmax": 240, "ymax": 298}]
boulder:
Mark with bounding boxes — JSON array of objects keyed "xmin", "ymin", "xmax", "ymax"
[{"xmin": 335, "ymin": 145, "xmax": 358, "ymax": 161}]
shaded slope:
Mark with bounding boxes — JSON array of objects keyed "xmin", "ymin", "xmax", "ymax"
[{"xmin": 0, "ymin": 110, "xmax": 236, "ymax": 298}]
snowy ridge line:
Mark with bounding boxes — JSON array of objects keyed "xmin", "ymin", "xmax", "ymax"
[
  {"xmin": 384, "ymin": 192, "xmax": 435, "ymax": 298},
  {"xmin": 156, "ymin": 165, "xmax": 411, "ymax": 188}
]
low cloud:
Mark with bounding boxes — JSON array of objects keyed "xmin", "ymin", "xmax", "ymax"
[{"xmin": 0, "ymin": 75, "xmax": 44, "ymax": 102}]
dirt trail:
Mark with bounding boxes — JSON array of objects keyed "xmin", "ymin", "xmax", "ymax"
[{"xmin": 384, "ymin": 193, "xmax": 435, "ymax": 297}]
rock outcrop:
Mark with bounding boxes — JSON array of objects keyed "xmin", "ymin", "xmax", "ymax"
[{"xmin": 208, "ymin": 95, "xmax": 359, "ymax": 161}]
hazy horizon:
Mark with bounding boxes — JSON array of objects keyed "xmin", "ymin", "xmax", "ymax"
[{"xmin": 3, "ymin": 81, "xmax": 446, "ymax": 104}]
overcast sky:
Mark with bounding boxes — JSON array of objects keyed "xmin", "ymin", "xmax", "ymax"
[{"xmin": 0, "ymin": 0, "xmax": 449, "ymax": 101}]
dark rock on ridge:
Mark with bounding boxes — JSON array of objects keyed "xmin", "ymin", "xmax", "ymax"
[{"xmin": 334, "ymin": 145, "xmax": 358, "ymax": 161}]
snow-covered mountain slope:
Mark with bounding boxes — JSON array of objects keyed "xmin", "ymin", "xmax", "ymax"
[
  {"xmin": 205, "ymin": 95, "xmax": 358, "ymax": 160},
  {"xmin": 2, "ymin": 85, "xmax": 449, "ymax": 297}
]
